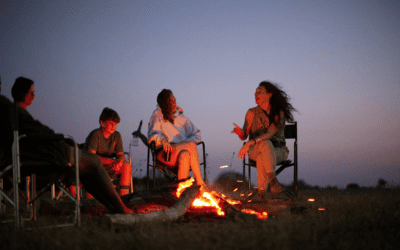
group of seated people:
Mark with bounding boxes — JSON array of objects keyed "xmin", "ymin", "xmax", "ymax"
[{"xmin": 0, "ymin": 76, "xmax": 296, "ymax": 214}]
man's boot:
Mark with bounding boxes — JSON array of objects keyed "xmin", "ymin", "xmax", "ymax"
[{"xmin": 267, "ymin": 172, "xmax": 285, "ymax": 195}]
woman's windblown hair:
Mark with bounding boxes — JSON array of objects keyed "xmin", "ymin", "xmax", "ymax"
[{"xmin": 258, "ymin": 81, "xmax": 297, "ymax": 125}]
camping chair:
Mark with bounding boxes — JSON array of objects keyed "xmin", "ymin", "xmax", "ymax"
[
  {"xmin": 146, "ymin": 141, "xmax": 207, "ymax": 189},
  {"xmin": 242, "ymin": 122, "xmax": 298, "ymax": 197},
  {"xmin": 0, "ymin": 102, "xmax": 81, "ymax": 229}
]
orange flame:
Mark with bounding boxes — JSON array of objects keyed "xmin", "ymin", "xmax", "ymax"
[
  {"xmin": 174, "ymin": 178, "xmax": 268, "ymax": 219},
  {"xmin": 308, "ymin": 198, "xmax": 315, "ymax": 202},
  {"xmin": 192, "ymin": 191, "xmax": 225, "ymax": 216},
  {"xmin": 241, "ymin": 209, "xmax": 268, "ymax": 219},
  {"xmin": 223, "ymin": 196, "xmax": 241, "ymax": 205},
  {"xmin": 174, "ymin": 178, "xmax": 195, "ymax": 198},
  {"xmin": 175, "ymin": 178, "xmax": 225, "ymax": 216}
]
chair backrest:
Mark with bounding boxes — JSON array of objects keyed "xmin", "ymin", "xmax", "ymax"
[{"xmin": 284, "ymin": 122, "xmax": 297, "ymax": 140}]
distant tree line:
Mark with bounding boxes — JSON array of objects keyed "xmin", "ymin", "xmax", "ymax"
[{"xmin": 214, "ymin": 172, "xmax": 396, "ymax": 191}]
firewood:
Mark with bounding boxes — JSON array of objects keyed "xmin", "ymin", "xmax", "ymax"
[{"xmin": 104, "ymin": 185, "xmax": 200, "ymax": 225}]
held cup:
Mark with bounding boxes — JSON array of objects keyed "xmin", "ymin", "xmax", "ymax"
[{"xmin": 164, "ymin": 150, "xmax": 171, "ymax": 162}]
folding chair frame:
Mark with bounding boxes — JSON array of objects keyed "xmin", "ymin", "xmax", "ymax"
[{"xmin": 0, "ymin": 102, "xmax": 81, "ymax": 229}]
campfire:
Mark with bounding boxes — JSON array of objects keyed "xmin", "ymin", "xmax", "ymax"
[
  {"xmin": 174, "ymin": 178, "xmax": 269, "ymax": 219},
  {"xmin": 40, "ymin": 177, "xmax": 292, "ymax": 225}
]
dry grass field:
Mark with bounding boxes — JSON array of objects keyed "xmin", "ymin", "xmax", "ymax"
[{"xmin": 1, "ymin": 187, "xmax": 399, "ymax": 250}]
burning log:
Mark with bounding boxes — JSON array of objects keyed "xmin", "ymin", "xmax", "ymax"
[
  {"xmin": 105, "ymin": 185, "xmax": 200, "ymax": 225},
  {"xmin": 120, "ymin": 178, "xmax": 192, "ymax": 207}
]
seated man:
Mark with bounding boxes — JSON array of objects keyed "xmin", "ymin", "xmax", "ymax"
[
  {"xmin": 85, "ymin": 107, "xmax": 132, "ymax": 196},
  {"xmin": 0, "ymin": 83, "xmax": 132, "ymax": 214}
]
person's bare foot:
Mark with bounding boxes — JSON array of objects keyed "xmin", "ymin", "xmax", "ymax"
[{"xmin": 199, "ymin": 184, "xmax": 212, "ymax": 194}]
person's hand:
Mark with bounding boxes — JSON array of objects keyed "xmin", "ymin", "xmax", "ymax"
[
  {"xmin": 112, "ymin": 160, "xmax": 123, "ymax": 171},
  {"xmin": 231, "ymin": 123, "xmax": 243, "ymax": 137},
  {"xmin": 161, "ymin": 138, "xmax": 172, "ymax": 154},
  {"xmin": 237, "ymin": 140, "xmax": 254, "ymax": 160}
]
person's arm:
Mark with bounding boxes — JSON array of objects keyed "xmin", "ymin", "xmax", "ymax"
[
  {"xmin": 184, "ymin": 117, "xmax": 201, "ymax": 144},
  {"xmin": 113, "ymin": 133, "xmax": 125, "ymax": 170},
  {"xmin": 88, "ymin": 148, "xmax": 115, "ymax": 165},
  {"xmin": 252, "ymin": 110, "xmax": 284, "ymax": 144},
  {"xmin": 232, "ymin": 109, "xmax": 254, "ymax": 141},
  {"xmin": 18, "ymin": 107, "xmax": 62, "ymax": 138},
  {"xmin": 148, "ymin": 114, "xmax": 167, "ymax": 148},
  {"xmin": 237, "ymin": 110, "xmax": 282, "ymax": 160}
]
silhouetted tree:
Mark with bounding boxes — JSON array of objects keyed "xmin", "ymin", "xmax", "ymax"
[
  {"xmin": 346, "ymin": 183, "xmax": 360, "ymax": 190},
  {"xmin": 377, "ymin": 178, "xmax": 388, "ymax": 189},
  {"xmin": 325, "ymin": 185, "xmax": 339, "ymax": 191}
]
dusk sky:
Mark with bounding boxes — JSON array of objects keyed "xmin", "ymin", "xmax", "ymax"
[{"xmin": 1, "ymin": 0, "xmax": 399, "ymax": 188}]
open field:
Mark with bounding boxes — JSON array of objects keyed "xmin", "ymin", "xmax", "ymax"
[{"xmin": 1, "ymin": 188, "xmax": 399, "ymax": 250}]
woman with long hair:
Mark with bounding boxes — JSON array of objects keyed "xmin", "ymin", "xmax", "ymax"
[
  {"xmin": 232, "ymin": 81, "xmax": 296, "ymax": 200},
  {"xmin": 148, "ymin": 89, "xmax": 206, "ymax": 188}
]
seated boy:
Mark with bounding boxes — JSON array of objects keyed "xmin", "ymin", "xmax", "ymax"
[{"xmin": 85, "ymin": 107, "xmax": 132, "ymax": 196}]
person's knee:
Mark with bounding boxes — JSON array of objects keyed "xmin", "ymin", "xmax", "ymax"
[
  {"xmin": 178, "ymin": 150, "xmax": 190, "ymax": 160},
  {"xmin": 258, "ymin": 140, "xmax": 273, "ymax": 151},
  {"xmin": 186, "ymin": 141, "xmax": 197, "ymax": 153},
  {"xmin": 78, "ymin": 150, "xmax": 102, "ymax": 175}
]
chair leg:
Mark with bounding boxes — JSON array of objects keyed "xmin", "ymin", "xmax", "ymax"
[
  {"xmin": 31, "ymin": 174, "xmax": 37, "ymax": 221},
  {"xmin": 248, "ymin": 165, "xmax": 251, "ymax": 193},
  {"xmin": 0, "ymin": 177, "xmax": 4, "ymax": 214},
  {"xmin": 26, "ymin": 176, "xmax": 30, "ymax": 212}
]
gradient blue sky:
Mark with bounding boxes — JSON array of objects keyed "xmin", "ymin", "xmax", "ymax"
[{"xmin": 1, "ymin": 0, "xmax": 399, "ymax": 188}]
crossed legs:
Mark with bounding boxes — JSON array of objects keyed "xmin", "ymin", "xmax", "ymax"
[{"xmin": 157, "ymin": 142, "xmax": 205, "ymax": 186}]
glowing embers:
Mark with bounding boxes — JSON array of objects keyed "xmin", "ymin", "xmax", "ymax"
[{"xmin": 307, "ymin": 198, "xmax": 326, "ymax": 211}]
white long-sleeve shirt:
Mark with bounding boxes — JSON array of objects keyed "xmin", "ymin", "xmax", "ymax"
[{"xmin": 148, "ymin": 105, "xmax": 201, "ymax": 148}]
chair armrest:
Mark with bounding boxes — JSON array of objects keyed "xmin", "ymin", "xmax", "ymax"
[{"xmin": 23, "ymin": 133, "xmax": 65, "ymax": 142}]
